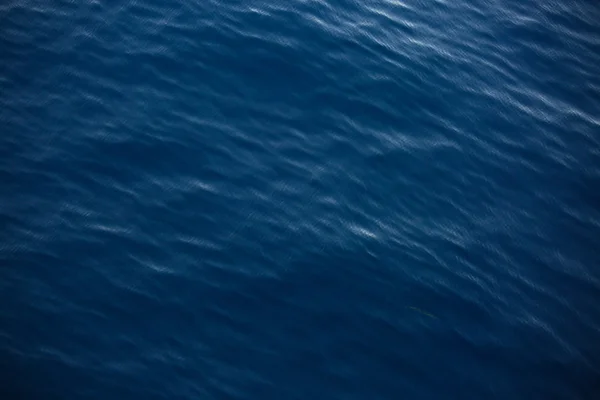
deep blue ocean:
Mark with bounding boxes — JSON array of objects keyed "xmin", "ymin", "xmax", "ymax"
[{"xmin": 1, "ymin": 0, "xmax": 600, "ymax": 398}]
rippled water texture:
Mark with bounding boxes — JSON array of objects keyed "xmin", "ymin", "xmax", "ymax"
[{"xmin": 1, "ymin": 0, "xmax": 600, "ymax": 399}]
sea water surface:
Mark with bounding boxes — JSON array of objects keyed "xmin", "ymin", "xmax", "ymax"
[{"xmin": 1, "ymin": 0, "xmax": 600, "ymax": 399}]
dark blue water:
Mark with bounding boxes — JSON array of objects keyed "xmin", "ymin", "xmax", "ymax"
[{"xmin": 2, "ymin": 0, "xmax": 600, "ymax": 398}]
